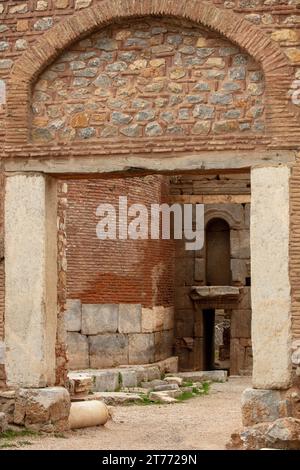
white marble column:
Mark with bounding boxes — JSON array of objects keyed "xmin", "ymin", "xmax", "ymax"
[
  {"xmin": 5, "ymin": 173, "xmax": 57, "ymax": 388},
  {"xmin": 251, "ymin": 165, "xmax": 292, "ymax": 389}
]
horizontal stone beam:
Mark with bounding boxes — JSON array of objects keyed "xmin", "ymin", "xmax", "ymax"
[
  {"xmin": 3, "ymin": 151, "xmax": 296, "ymax": 175},
  {"xmin": 170, "ymin": 195, "xmax": 251, "ymax": 204}
]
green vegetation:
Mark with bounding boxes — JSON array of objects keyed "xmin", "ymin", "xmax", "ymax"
[
  {"xmin": 202, "ymin": 381, "xmax": 210, "ymax": 394},
  {"xmin": 135, "ymin": 394, "xmax": 161, "ymax": 406},
  {"xmin": 0, "ymin": 428, "xmax": 38, "ymax": 440},
  {"xmin": 0, "ymin": 429, "xmax": 38, "ymax": 449},
  {"xmin": 177, "ymin": 391, "xmax": 194, "ymax": 401}
]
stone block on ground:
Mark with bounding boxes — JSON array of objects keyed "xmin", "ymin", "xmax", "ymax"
[
  {"xmin": 119, "ymin": 369, "xmax": 137, "ymax": 388},
  {"xmin": 153, "ymin": 383, "xmax": 179, "ymax": 392},
  {"xmin": 174, "ymin": 370, "xmax": 227, "ymax": 383},
  {"xmin": 141, "ymin": 379, "xmax": 166, "ymax": 389},
  {"xmin": 129, "ymin": 333, "xmax": 155, "ymax": 364},
  {"xmin": 89, "ymin": 334, "xmax": 128, "ymax": 368},
  {"xmin": 241, "ymin": 388, "xmax": 284, "ymax": 427},
  {"xmin": 65, "ymin": 299, "xmax": 82, "ymax": 332},
  {"xmin": 82, "ymin": 304, "xmax": 118, "ymax": 335},
  {"xmin": 230, "ymin": 418, "xmax": 300, "ymax": 450},
  {"xmin": 164, "ymin": 376, "xmax": 183, "ymax": 386},
  {"xmin": 92, "ymin": 370, "xmax": 119, "ymax": 392},
  {"xmin": 68, "ymin": 372, "xmax": 93, "ymax": 395},
  {"xmin": 14, "ymin": 387, "xmax": 71, "ymax": 432},
  {"xmin": 0, "ymin": 390, "xmax": 15, "ymax": 424},
  {"xmin": 134, "ymin": 366, "xmax": 148, "ymax": 385},
  {"xmin": 158, "ymin": 356, "xmax": 178, "ymax": 374},
  {"xmin": 118, "ymin": 304, "xmax": 142, "ymax": 333},
  {"xmin": 67, "ymin": 332, "xmax": 89, "ymax": 369},
  {"xmin": 144, "ymin": 365, "xmax": 161, "ymax": 381},
  {"xmin": 0, "ymin": 411, "xmax": 8, "ymax": 432},
  {"xmin": 149, "ymin": 391, "xmax": 177, "ymax": 404},
  {"xmin": 81, "ymin": 392, "xmax": 143, "ymax": 406}
]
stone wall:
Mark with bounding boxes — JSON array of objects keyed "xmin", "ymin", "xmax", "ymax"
[
  {"xmin": 65, "ymin": 300, "xmax": 174, "ymax": 369},
  {"xmin": 170, "ymin": 173, "xmax": 252, "ymax": 374},
  {"xmin": 31, "ymin": 17, "xmax": 265, "ymax": 143}
]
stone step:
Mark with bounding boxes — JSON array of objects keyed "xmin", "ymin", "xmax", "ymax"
[
  {"xmin": 67, "ymin": 356, "xmax": 178, "ymax": 393},
  {"xmin": 172, "ymin": 370, "xmax": 227, "ymax": 383},
  {"xmin": 164, "ymin": 376, "xmax": 183, "ymax": 386},
  {"xmin": 71, "ymin": 392, "xmax": 143, "ymax": 406},
  {"xmin": 153, "ymin": 383, "xmax": 179, "ymax": 392},
  {"xmin": 148, "ymin": 391, "xmax": 178, "ymax": 403}
]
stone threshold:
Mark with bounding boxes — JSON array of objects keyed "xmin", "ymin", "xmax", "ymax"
[{"xmin": 68, "ymin": 356, "xmax": 179, "ymax": 394}]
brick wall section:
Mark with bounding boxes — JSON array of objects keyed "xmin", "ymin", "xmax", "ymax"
[{"xmin": 66, "ymin": 175, "xmax": 175, "ymax": 308}]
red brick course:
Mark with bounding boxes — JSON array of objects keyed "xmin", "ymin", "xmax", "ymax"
[{"xmin": 66, "ymin": 175, "xmax": 175, "ymax": 308}]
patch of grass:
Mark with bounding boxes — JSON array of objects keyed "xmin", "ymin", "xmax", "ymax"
[
  {"xmin": 17, "ymin": 440, "xmax": 32, "ymax": 447},
  {"xmin": 177, "ymin": 382, "xmax": 210, "ymax": 402},
  {"xmin": 135, "ymin": 394, "xmax": 161, "ymax": 406},
  {"xmin": 177, "ymin": 391, "xmax": 195, "ymax": 401},
  {"xmin": 182, "ymin": 381, "xmax": 193, "ymax": 387},
  {"xmin": 192, "ymin": 387, "xmax": 202, "ymax": 395},
  {"xmin": 0, "ymin": 442, "xmax": 18, "ymax": 449},
  {"xmin": 202, "ymin": 381, "xmax": 210, "ymax": 394},
  {"xmin": 0, "ymin": 429, "xmax": 38, "ymax": 440}
]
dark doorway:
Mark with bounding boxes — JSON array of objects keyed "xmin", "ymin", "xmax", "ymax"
[
  {"xmin": 206, "ymin": 218, "xmax": 231, "ymax": 286},
  {"xmin": 203, "ymin": 309, "xmax": 215, "ymax": 370}
]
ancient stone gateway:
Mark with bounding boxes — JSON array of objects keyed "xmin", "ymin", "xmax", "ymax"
[{"xmin": 1, "ymin": 0, "xmax": 300, "ymax": 448}]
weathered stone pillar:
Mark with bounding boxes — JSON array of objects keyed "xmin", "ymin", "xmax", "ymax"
[
  {"xmin": 4, "ymin": 173, "xmax": 57, "ymax": 388},
  {"xmin": 251, "ymin": 165, "xmax": 292, "ymax": 390}
]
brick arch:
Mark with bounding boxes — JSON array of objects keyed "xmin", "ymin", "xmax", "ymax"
[{"xmin": 5, "ymin": 0, "xmax": 295, "ymax": 145}]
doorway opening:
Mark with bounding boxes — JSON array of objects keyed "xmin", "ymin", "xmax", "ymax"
[
  {"xmin": 206, "ymin": 219, "xmax": 231, "ymax": 286},
  {"xmin": 58, "ymin": 170, "xmax": 251, "ymax": 380}
]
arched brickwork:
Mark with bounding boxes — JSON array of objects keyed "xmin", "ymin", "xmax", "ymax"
[{"xmin": 4, "ymin": 0, "xmax": 298, "ymax": 152}]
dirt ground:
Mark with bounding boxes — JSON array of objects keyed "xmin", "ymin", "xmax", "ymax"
[{"xmin": 1, "ymin": 377, "xmax": 250, "ymax": 451}]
